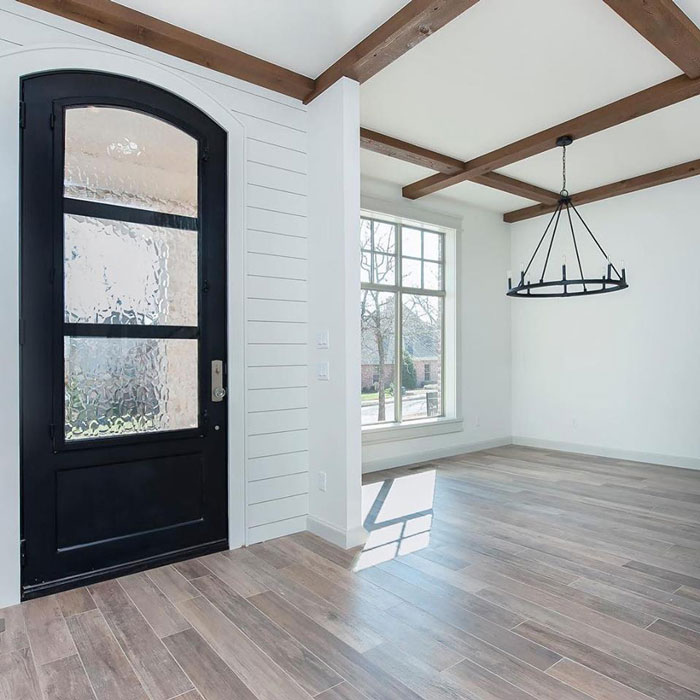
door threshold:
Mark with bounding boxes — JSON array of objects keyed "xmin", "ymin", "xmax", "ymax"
[{"xmin": 21, "ymin": 538, "xmax": 228, "ymax": 600}]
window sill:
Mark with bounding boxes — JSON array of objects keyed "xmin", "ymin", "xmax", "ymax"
[{"xmin": 362, "ymin": 417, "xmax": 463, "ymax": 445}]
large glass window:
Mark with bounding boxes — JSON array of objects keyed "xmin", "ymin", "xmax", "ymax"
[{"xmin": 361, "ymin": 216, "xmax": 446, "ymax": 426}]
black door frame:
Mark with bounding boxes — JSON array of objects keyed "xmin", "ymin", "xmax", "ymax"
[{"xmin": 20, "ymin": 70, "xmax": 229, "ymax": 599}]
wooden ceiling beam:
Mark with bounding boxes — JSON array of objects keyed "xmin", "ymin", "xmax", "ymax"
[
  {"xmin": 403, "ymin": 74, "xmax": 700, "ymax": 199},
  {"xmin": 17, "ymin": 0, "xmax": 316, "ymax": 101},
  {"xmin": 360, "ymin": 128, "xmax": 560, "ymax": 204},
  {"xmin": 602, "ymin": 0, "xmax": 700, "ymax": 78},
  {"xmin": 304, "ymin": 0, "xmax": 481, "ymax": 104},
  {"xmin": 503, "ymin": 158, "xmax": 700, "ymax": 223}
]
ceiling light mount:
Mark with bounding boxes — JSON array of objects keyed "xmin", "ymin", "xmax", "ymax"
[{"xmin": 507, "ymin": 136, "xmax": 629, "ymax": 299}]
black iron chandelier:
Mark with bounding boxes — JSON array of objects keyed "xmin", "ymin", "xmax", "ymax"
[{"xmin": 507, "ymin": 136, "xmax": 628, "ymax": 298}]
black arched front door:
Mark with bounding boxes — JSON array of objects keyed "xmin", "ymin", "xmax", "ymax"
[{"xmin": 20, "ymin": 71, "xmax": 229, "ymax": 598}]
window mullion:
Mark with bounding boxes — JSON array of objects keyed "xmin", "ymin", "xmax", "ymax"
[{"xmin": 395, "ymin": 224, "xmax": 402, "ymax": 424}]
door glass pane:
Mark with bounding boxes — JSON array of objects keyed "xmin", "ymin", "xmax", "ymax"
[
  {"xmin": 64, "ymin": 214, "xmax": 197, "ymax": 326},
  {"xmin": 64, "ymin": 107, "xmax": 198, "ymax": 217},
  {"xmin": 65, "ymin": 337, "xmax": 198, "ymax": 440},
  {"xmin": 402, "ymin": 294, "xmax": 442, "ymax": 420},
  {"xmin": 361, "ymin": 290, "xmax": 396, "ymax": 425}
]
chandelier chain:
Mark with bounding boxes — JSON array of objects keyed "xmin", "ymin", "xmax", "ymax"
[{"xmin": 561, "ymin": 143, "xmax": 567, "ymax": 196}]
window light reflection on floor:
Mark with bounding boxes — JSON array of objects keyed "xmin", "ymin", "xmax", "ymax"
[{"xmin": 355, "ymin": 468, "xmax": 436, "ymax": 571}]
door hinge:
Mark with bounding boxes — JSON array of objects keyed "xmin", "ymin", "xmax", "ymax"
[
  {"xmin": 19, "ymin": 101, "xmax": 26, "ymax": 129},
  {"xmin": 202, "ymin": 280, "xmax": 210, "ymax": 293},
  {"xmin": 20, "ymin": 539, "xmax": 26, "ymax": 567},
  {"xmin": 19, "ymin": 319, "xmax": 25, "ymax": 346},
  {"xmin": 49, "ymin": 111, "xmax": 56, "ymax": 130},
  {"xmin": 201, "ymin": 146, "xmax": 210, "ymax": 162}
]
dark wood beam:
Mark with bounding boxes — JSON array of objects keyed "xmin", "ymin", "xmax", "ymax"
[
  {"xmin": 305, "ymin": 0, "xmax": 481, "ymax": 104},
  {"xmin": 602, "ymin": 0, "xmax": 700, "ymax": 78},
  {"xmin": 17, "ymin": 0, "xmax": 315, "ymax": 101},
  {"xmin": 360, "ymin": 128, "xmax": 560, "ymax": 204},
  {"xmin": 503, "ymin": 158, "xmax": 700, "ymax": 223},
  {"xmin": 403, "ymin": 74, "xmax": 700, "ymax": 199}
]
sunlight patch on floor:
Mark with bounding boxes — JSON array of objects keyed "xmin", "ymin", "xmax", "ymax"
[{"xmin": 355, "ymin": 469, "xmax": 436, "ymax": 571}]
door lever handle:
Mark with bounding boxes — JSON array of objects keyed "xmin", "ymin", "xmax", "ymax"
[{"xmin": 211, "ymin": 360, "xmax": 226, "ymax": 402}]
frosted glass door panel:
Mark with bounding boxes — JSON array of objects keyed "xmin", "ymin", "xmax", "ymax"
[
  {"xmin": 64, "ymin": 107, "xmax": 198, "ymax": 216},
  {"xmin": 64, "ymin": 337, "xmax": 198, "ymax": 440},
  {"xmin": 64, "ymin": 214, "xmax": 198, "ymax": 326}
]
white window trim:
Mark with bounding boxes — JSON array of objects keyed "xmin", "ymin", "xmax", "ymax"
[{"xmin": 360, "ymin": 205, "xmax": 460, "ymax": 443}]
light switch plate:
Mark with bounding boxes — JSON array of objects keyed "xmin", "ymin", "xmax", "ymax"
[
  {"xmin": 316, "ymin": 330, "xmax": 329, "ymax": 349},
  {"xmin": 316, "ymin": 362, "xmax": 329, "ymax": 381}
]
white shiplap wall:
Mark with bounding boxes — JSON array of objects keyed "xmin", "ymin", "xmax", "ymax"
[{"xmin": 0, "ymin": 4, "xmax": 309, "ymax": 545}]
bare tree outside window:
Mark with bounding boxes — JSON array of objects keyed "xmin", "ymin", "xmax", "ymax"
[{"xmin": 361, "ymin": 216, "xmax": 446, "ymax": 425}]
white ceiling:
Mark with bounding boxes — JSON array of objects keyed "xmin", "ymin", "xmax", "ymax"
[
  {"xmin": 360, "ymin": 0, "xmax": 700, "ymax": 213},
  {"xmin": 116, "ymin": 0, "xmax": 411, "ymax": 77}
]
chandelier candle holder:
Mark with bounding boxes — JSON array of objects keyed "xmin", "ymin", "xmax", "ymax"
[{"xmin": 507, "ymin": 136, "xmax": 628, "ymax": 298}]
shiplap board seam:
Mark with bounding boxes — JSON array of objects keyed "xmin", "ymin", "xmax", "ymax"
[
  {"xmin": 249, "ymin": 428, "xmax": 309, "ymax": 438},
  {"xmin": 248, "ymin": 159, "xmax": 306, "ymax": 176},
  {"xmin": 248, "ymin": 183, "xmax": 308, "ymax": 199},
  {"xmin": 248, "ymin": 136, "xmax": 306, "ymax": 154},
  {"xmin": 248, "ymin": 250, "xmax": 307, "ymax": 261},
  {"xmin": 247, "ymin": 205, "xmax": 306, "ymax": 219},
  {"xmin": 248, "ymin": 469, "xmax": 308, "ymax": 483},
  {"xmin": 231, "ymin": 109, "xmax": 307, "ymax": 133},
  {"xmin": 248, "ymin": 450, "xmax": 308, "ymax": 462},
  {"xmin": 248, "ymin": 228, "xmax": 307, "ymax": 240},
  {"xmin": 247, "ymin": 319, "xmax": 306, "ymax": 325}
]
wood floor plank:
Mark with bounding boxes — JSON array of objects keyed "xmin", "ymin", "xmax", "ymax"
[
  {"xmin": 89, "ymin": 579, "xmax": 192, "ymax": 700},
  {"xmin": 162, "ymin": 628, "xmax": 257, "ymax": 700},
  {"xmin": 198, "ymin": 551, "xmax": 269, "ymax": 598},
  {"xmin": 282, "ymin": 562, "xmax": 463, "ymax": 672},
  {"xmin": 477, "ymin": 585, "xmax": 700, "ymax": 682},
  {"xmin": 647, "ymin": 618, "xmax": 700, "ymax": 651},
  {"xmin": 0, "ymin": 605, "xmax": 29, "ymax": 655},
  {"xmin": 66, "ymin": 609, "xmax": 149, "ymax": 700},
  {"xmin": 37, "ymin": 654, "xmax": 96, "ymax": 700},
  {"xmin": 118, "ymin": 572, "xmax": 190, "ymax": 638},
  {"xmin": 571, "ymin": 577, "xmax": 700, "ymax": 633},
  {"xmin": 55, "ymin": 589, "xmax": 95, "ymax": 619},
  {"xmin": 0, "ymin": 648, "xmax": 42, "ymax": 700},
  {"xmin": 176, "ymin": 594, "xmax": 312, "ymax": 700},
  {"xmin": 23, "ymin": 595, "xmax": 76, "ymax": 665},
  {"xmin": 249, "ymin": 590, "xmax": 424, "ymax": 700},
  {"xmin": 364, "ymin": 641, "xmax": 491, "ymax": 700},
  {"xmin": 191, "ymin": 574, "xmax": 342, "ymax": 696},
  {"xmin": 146, "ymin": 565, "xmax": 199, "ymax": 604},
  {"xmin": 546, "ymin": 658, "xmax": 652, "ymax": 700},
  {"xmin": 315, "ymin": 682, "xmax": 368, "ymax": 700},
  {"xmin": 173, "ymin": 559, "xmax": 211, "ymax": 580},
  {"xmin": 516, "ymin": 619, "xmax": 700, "ymax": 699}
]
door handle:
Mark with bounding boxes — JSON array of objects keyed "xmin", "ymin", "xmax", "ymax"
[{"xmin": 211, "ymin": 360, "xmax": 226, "ymax": 402}]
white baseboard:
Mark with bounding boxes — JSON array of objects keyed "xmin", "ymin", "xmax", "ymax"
[
  {"xmin": 512, "ymin": 436, "xmax": 700, "ymax": 472},
  {"xmin": 362, "ymin": 437, "xmax": 512, "ymax": 474},
  {"xmin": 306, "ymin": 516, "xmax": 368, "ymax": 549}
]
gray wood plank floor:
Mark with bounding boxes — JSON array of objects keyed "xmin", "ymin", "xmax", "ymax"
[{"xmin": 2, "ymin": 445, "xmax": 700, "ymax": 699}]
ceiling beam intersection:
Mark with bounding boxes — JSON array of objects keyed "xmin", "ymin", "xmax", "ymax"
[
  {"xmin": 503, "ymin": 158, "xmax": 700, "ymax": 223},
  {"xmin": 360, "ymin": 128, "xmax": 560, "ymax": 204}
]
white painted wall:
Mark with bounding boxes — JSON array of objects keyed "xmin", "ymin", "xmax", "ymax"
[
  {"xmin": 360, "ymin": 179, "xmax": 513, "ymax": 472},
  {"xmin": 511, "ymin": 179, "xmax": 700, "ymax": 469},
  {"xmin": 0, "ymin": 3, "xmax": 312, "ymax": 606},
  {"xmin": 307, "ymin": 79, "xmax": 366, "ymax": 547}
]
